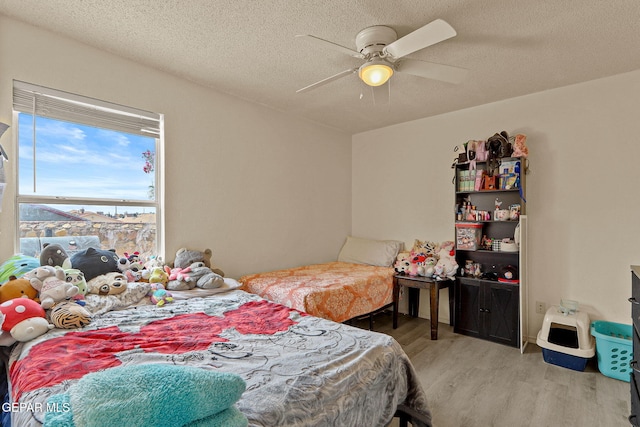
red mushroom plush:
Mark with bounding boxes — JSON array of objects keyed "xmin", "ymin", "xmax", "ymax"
[{"xmin": 0, "ymin": 298, "xmax": 53, "ymax": 346}]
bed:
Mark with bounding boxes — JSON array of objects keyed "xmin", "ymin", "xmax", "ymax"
[
  {"xmin": 2, "ymin": 284, "xmax": 431, "ymax": 427},
  {"xmin": 239, "ymin": 236, "xmax": 403, "ymax": 324}
]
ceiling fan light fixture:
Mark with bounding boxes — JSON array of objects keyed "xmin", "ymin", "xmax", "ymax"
[{"xmin": 358, "ymin": 61, "xmax": 393, "ymax": 87}]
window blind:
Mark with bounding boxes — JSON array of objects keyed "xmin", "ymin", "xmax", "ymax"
[{"xmin": 13, "ymin": 80, "xmax": 161, "ymax": 137}]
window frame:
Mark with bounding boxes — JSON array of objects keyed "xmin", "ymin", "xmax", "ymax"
[{"xmin": 12, "ymin": 81, "xmax": 165, "ymax": 259}]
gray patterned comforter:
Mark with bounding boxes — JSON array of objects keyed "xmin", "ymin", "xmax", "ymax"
[{"xmin": 7, "ymin": 290, "xmax": 430, "ymax": 427}]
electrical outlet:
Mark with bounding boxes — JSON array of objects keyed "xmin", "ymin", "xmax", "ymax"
[{"xmin": 536, "ymin": 301, "xmax": 546, "ymax": 314}]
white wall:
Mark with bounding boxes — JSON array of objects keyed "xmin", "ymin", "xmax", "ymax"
[
  {"xmin": 353, "ymin": 70, "xmax": 640, "ymax": 339},
  {"xmin": 0, "ymin": 16, "xmax": 352, "ymax": 278}
]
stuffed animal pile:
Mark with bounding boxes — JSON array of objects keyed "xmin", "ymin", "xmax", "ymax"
[
  {"xmin": 0, "ymin": 245, "xmax": 226, "ymax": 345},
  {"xmin": 394, "ymin": 239, "xmax": 458, "ymax": 280}
]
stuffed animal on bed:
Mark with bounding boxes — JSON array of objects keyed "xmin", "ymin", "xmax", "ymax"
[
  {"xmin": 22, "ymin": 265, "xmax": 57, "ymax": 282},
  {"xmin": 0, "ymin": 298, "xmax": 53, "ymax": 345},
  {"xmin": 0, "ymin": 254, "xmax": 40, "ymax": 285},
  {"xmin": 0, "ymin": 276, "xmax": 39, "ymax": 304},
  {"xmin": 164, "ymin": 265, "xmax": 193, "ymax": 290},
  {"xmin": 64, "ymin": 268, "xmax": 88, "ymax": 305},
  {"xmin": 70, "ymin": 247, "xmax": 120, "ymax": 282},
  {"xmin": 167, "ymin": 262, "xmax": 224, "ymax": 291},
  {"xmin": 49, "ymin": 300, "xmax": 92, "ymax": 329},
  {"xmin": 173, "ymin": 248, "xmax": 224, "ymax": 277},
  {"xmin": 150, "ymin": 288, "xmax": 174, "ymax": 307},
  {"xmin": 87, "ymin": 272, "xmax": 128, "ymax": 296},
  {"xmin": 40, "ymin": 243, "xmax": 72, "ymax": 269},
  {"xmin": 117, "ymin": 256, "xmax": 145, "ymax": 282},
  {"xmin": 30, "ymin": 266, "xmax": 79, "ymax": 309},
  {"xmin": 147, "ymin": 267, "xmax": 169, "ymax": 287}
]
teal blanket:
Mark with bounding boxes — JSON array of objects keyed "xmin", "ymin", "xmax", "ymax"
[{"xmin": 44, "ymin": 364, "xmax": 248, "ymax": 427}]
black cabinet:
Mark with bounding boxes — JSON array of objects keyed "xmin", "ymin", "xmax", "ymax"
[
  {"xmin": 630, "ymin": 266, "xmax": 640, "ymax": 426},
  {"xmin": 454, "ymin": 277, "xmax": 519, "ymax": 347}
]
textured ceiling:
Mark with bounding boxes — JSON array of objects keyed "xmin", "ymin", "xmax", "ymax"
[{"xmin": 1, "ymin": 0, "xmax": 639, "ymax": 134}]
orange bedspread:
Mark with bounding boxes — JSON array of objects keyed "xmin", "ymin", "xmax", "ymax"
[{"xmin": 239, "ymin": 261, "xmax": 394, "ymax": 323}]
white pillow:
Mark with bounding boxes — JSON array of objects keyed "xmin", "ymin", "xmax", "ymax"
[{"xmin": 337, "ymin": 236, "xmax": 403, "ymax": 267}]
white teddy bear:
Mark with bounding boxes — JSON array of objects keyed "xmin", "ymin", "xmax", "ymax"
[{"xmin": 433, "ymin": 241, "xmax": 458, "ymax": 279}]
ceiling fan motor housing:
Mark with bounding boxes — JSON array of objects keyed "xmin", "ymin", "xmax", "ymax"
[{"xmin": 355, "ymin": 26, "xmax": 398, "ymax": 57}]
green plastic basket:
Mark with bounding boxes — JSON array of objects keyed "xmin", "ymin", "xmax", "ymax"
[{"xmin": 590, "ymin": 321, "xmax": 632, "ymax": 382}]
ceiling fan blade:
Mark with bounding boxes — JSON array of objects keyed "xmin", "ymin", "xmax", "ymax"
[
  {"xmin": 396, "ymin": 58, "xmax": 468, "ymax": 84},
  {"xmin": 296, "ymin": 68, "xmax": 358, "ymax": 93},
  {"xmin": 383, "ymin": 19, "xmax": 457, "ymax": 59},
  {"xmin": 371, "ymin": 82, "xmax": 390, "ymax": 105},
  {"xmin": 295, "ymin": 34, "xmax": 364, "ymax": 59}
]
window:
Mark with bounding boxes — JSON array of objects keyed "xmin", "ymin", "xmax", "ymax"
[{"xmin": 13, "ymin": 80, "xmax": 163, "ymax": 261}]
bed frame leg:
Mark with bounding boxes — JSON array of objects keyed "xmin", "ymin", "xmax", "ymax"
[{"xmin": 394, "ymin": 404, "xmax": 431, "ymax": 427}]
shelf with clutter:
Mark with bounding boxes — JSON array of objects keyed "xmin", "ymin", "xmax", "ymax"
[{"xmin": 451, "ymin": 130, "xmax": 529, "ymax": 349}]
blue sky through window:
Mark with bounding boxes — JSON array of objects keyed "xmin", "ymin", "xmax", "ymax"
[{"xmin": 18, "ymin": 114, "xmax": 156, "ymax": 203}]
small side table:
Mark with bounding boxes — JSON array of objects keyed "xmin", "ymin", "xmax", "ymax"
[{"xmin": 393, "ymin": 274, "xmax": 454, "ymax": 340}]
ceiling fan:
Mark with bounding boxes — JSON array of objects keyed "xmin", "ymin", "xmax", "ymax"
[{"xmin": 296, "ymin": 19, "xmax": 468, "ymax": 97}]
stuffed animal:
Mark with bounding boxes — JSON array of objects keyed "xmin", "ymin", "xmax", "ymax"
[
  {"xmin": 22, "ymin": 265, "xmax": 57, "ymax": 282},
  {"xmin": 164, "ymin": 266, "xmax": 193, "ymax": 290},
  {"xmin": 150, "ymin": 288, "xmax": 174, "ymax": 307},
  {"xmin": 117, "ymin": 256, "xmax": 131, "ymax": 272},
  {"xmin": 433, "ymin": 241, "xmax": 458, "ymax": 279},
  {"xmin": 408, "ymin": 251, "xmax": 427, "ymax": 276},
  {"xmin": 167, "ymin": 262, "xmax": 224, "ymax": 291},
  {"xmin": 87, "ymin": 272, "xmax": 128, "ymax": 296},
  {"xmin": 30, "ymin": 266, "xmax": 79, "ymax": 309},
  {"xmin": 393, "ymin": 251, "xmax": 411, "ymax": 274},
  {"xmin": 147, "ymin": 282, "xmax": 166, "ymax": 295},
  {"xmin": 406, "ymin": 261, "xmax": 421, "ymax": 277},
  {"xmin": 64, "ymin": 268, "xmax": 88, "ymax": 305},
  {"xmin": 0, "ymin": 298, "xmax": 54, "ymax": 345},
  {"xmin": 0, "ymin": 276, "xmax": 39, "ymax": 304},
  {"xmin": 173, "ymin": 248, "xmax": 224, "ymax": 277},
  {"xmin": 40, "ymin": 243, "xmax": 72, "ymax": 269},
  {"xmin": 512, "ymin": 133, "xmax": 529, "ymax": 158},
  {"xmin": 140, "ymin": 256, "xmax": 164, "ymax": 282},
  {"xmin": 411, "ymin": 240, "xmax": 438, "ymax": 258},
  {"xmin": 124, "ymin": 251, "xmax": 141, "ymax": 263},
  {"xmin": 126, "ymin": 270, "xmax": 141, "ymax": 283},
  {"xmin": 421, "ymin": 255, "xmax": 438, "ymax": 277},
  {"xmin": 187, "ymin": 262, "xmax": 224, "ymax": 289},
  {"xmin": 144, "ymin": 255, "xmax": 164, "ymax": 270},
  {"xmin": 165, "ymin": 266, "xmax": 192, "ymax": 282},
  {"xmin": 0, "ymin": 254, "xmax": 40, "ymax": 285},
  {"xmin": 48, "ymin": 300, "xmax": 92, "ymax": 329},
  {"xmin": 117, "ymin": 256, "xmax": 144, "ymax": 282},
  {"xmin": 70, "ymin": 247, "xmax": 120, "ymax": 282},
  {"xmin": 148, "ymin": 267, "xmax": 169, "ymax": 287}
]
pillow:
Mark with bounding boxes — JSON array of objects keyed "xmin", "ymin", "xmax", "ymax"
[
  {"xmin": 44, "ymin": 364, "xmax": 247, "ymax": 427},
  {"xmin": 83, "ymin": 282, "xmax": 151, "ymax": 315},
  {"xmin": 337, "ymin": 236, "xmax": 403, "ymax": 267}
]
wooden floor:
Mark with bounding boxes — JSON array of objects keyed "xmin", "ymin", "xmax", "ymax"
[{"xmin": 351, "ymin": 312, "xmax": 630, "ymax": 427}]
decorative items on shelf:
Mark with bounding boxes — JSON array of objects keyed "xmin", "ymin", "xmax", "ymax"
[
  {"xmin": 452, "ymin": 131, "xmax": 528, "ymax": 194},
  {"xmin": 456, "ymin": 199, "xmax": 520, "ymax": 223}
]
